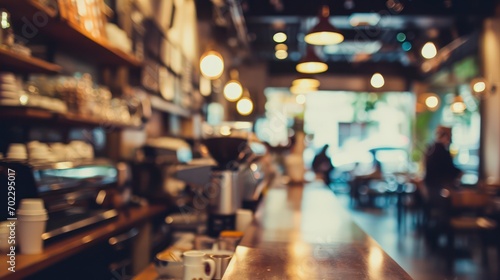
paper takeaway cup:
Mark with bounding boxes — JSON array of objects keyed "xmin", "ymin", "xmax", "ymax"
[
  {"xmin": 17, "ymin": 199, "xmax": 47, "ymax": 254},
  {"xmin": 17, "ymin": 214, "xmax": 47, "ymax": 254}
]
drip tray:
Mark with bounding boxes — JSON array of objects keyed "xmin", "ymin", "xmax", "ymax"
[{"xmin": 43, "ymin": 209, "xmax": 119, "ymax": 242}]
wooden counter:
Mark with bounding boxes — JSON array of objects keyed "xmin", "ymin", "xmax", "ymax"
[
  {"xmin": 222, "ymin": 181, "xmax": 413, "ymax": 279},
  {"xmin": 135, "ymin": 181, "xmax": 413, "ymax": 280},
  {"xmin": 0, "ymin": 204, "xmax": 168, "ymax": 280}
]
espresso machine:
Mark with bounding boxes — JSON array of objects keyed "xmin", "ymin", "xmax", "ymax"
[
  {"xmin": 202, "ymin": 136, "xmax": 247, "ymax": 237},
  {"xmin": 0, "ymin": 158, "xmax": 119, "ymax": 242}
]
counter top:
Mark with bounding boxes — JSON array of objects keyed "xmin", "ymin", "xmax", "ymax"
[
  {"xmin": 222, "ymin": 181, "xmax": 413, "ymax": 280},
  {"xmin": 0, "ymin": 204, "xmax": 168, "ymax": 280}
]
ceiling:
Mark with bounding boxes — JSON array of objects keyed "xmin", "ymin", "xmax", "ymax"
[{"xmin": 198, "ymin": 0, "xmax": 496, "ymax": 78}]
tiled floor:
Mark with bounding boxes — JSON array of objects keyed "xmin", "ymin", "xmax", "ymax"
[{"xmin": 333, "ymin": 191, "xmax": 500, "ymax": 280}]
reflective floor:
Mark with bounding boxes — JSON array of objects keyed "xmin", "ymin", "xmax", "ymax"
[{"xmin": 333, "ymin": 188, "xmax": 500, "ymax": 280}]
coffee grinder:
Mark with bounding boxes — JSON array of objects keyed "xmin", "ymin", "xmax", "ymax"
[{"xmin": 202, "ymin": 136, "xmax": 247, "ymax": 237}]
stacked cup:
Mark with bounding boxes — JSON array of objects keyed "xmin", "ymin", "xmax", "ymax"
[
  {"xmin": 6, "ymin": 143, "xmax": 27, "ymax": 160},
  {"xmin": 16, "ymin": 199, "xmax": 48, "ymax": 254},
  {"xmin": 27, "ymin": 141, "xmax": 55, "ymax": 161},
  {"xmin": 0, "ymin": 72, "xmax": 22, "ymax": 106}
]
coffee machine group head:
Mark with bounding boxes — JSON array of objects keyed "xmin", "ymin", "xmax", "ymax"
[{"xmin": 202, "ymin": 136, "xmax": 247, "ymax": 237}]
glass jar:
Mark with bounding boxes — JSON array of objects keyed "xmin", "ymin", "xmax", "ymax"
[{"xmin": 0, "ymin": 9, "xmax": 14, "ymax": 47}]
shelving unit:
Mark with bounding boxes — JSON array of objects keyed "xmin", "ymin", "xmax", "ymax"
[
  {"xmin": 0, "ymin": 47, "xmax": 61, "ymax": 73},
  {"xmin": 3, "ymin": 0, "xmax": 142, "ymax": 67},
  {"xmin": 0, "ymin": 106, "xmax": 142, "ymax": 130},
  {"xmin": 149, "ymin": 95, "xmax": 191, "ymax": 117}
]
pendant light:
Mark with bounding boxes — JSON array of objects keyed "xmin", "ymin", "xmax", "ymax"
[
  {"xmin": 236, "ymin": 89, "xmax": 254, "ymax": 116},
  {"xmin": 450, "ymin": 88, "xmax": 466, "ymax": 114},
  {"xmin": 370, "ymin": 73, "xmax": 385, "ymax": 88},
  {"xmin": 450, "ymin": 95, "xmax": 466, "ymax": 114},
  {"xmin": 290, "ymin": 85, "xmax": 317, "ymax": 94},
  {"xmin": 200, "ymin": 50, "xmax": 224, "ymax": 80},
  {"xmin": 292, "ymin": 76, "xmax": 320, "ymax": 88},
  {"xmin": 471, "ymin": 77, "xmax": 487, "ymax": 95},
  {"xmin": 296, "ymin": 46, "xmax": 328, "ymax": 74},
  {"xmin": 305, "ymin": 5, "xmax": 344, "ymax": 46},
  {"xmin": 290, "ymin": 76, "xmax": 319, "ymax": 94},
  {"xmin": 424, "ymin": 93, "xmax": 440, "ymax": 111},
  {"xmin": 223, "ymin": 69, "xmax": 243, "ymax": 102},
  {"xmin": 421, "ymin": 42, "xmax": 437, "ymax": 59}
]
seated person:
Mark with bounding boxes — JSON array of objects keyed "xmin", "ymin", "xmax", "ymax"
[{"xmin": 423, "ymin": 126, "xmax": 462, "ymax": 205}]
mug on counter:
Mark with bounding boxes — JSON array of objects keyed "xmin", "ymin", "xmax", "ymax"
[
  {"xmin": 207, "ymin": 253, "xmax": 232, "ymax": 280},
  {"xmin": 182, "ymin": 250, "xmax": 215, "ymax": 280}
]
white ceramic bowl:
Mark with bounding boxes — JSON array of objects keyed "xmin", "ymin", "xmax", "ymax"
[{"xmin": 154, "ymin": 251, "xmax": 184, "ymax": 278}]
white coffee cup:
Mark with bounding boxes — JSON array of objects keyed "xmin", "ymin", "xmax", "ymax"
[
  {"xmin": 183, "ymin": 250, "xmax": 216, "ymax": 280},
  {"xmin": 236, "ymin": 209, "xmax": 253, "ymax": 232},
  {"xmin": 50, "ymin": 143, "xmax": 68, "ymax": 161},
  {"xmin": 17, "ymin": 199, "xmax": 48, "ymax": 254},
  {"xmin": 28, "ymin": 142, "xmax": 54, "ymax": 161}
]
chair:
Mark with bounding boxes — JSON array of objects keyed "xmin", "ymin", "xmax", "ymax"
[{"xmin": 443, "ymin": 190, "xmax": 499, "ymax": 271}]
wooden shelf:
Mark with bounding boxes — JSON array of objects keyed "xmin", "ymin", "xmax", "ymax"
[
  {"xmin": 0, "ymin": 106, "xmax": 142, "ymax": 130},
  {"xmin": 0, "ymin": 47, "xmax": 61, "ymax": 73},
  {"xmin": 3, "ymin": 0, "xmax": 142, "ymax": 67},
  {"xmin": 149, "ymin": 95, "xmax": 191, "ymax": 117}
]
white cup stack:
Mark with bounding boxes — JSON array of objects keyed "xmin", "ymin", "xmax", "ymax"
[
  {"xmin": 16, "ymin": 199, "xmax": 48, "ymax": 254},
  {"xmin": 28, "ymin": 141, "xmax": 55, "ymax": 161},
  {"xmin": 49, "ymin": 142, "xmax": 68, "ymax": 161},
  {"xmin": 0, "ymin": 72, "xmax": 21, "ymax": 106},
  {"xmin": 6, "ymin": 143, "xmax": 27, "ymax": 160},
  {"xmin": 68, "ymin": 141, "xmax": 94, "ymax": 160}
]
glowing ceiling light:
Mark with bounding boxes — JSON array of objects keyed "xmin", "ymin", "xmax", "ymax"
[
  {"xmin": 421, "ymin": 42, "xmax": 437, "ymax": 59},
  {"xmin": 370, "ymin": 73, "xmax": 385, "ymax": 88},
  {"xmin": 402, "ymin": 41, "xmax": 412, "ymax": 51},
  {"xmin": 305, "ymin": 6, "xmax": 344, "ymax": 45},
  {"xmin": 296, "ymin": 47, "xmax": 328, "ymax": 74},
  {"xmin": 450, "ymin": 96, "xmax": 466, "ymax": 114},
  {"xmin": 292, "ymin": 77, "xmax": 320, "ymax": 88},
  {"xmin": 290, "ymin": 85, "xmax": 317, "ymax": 94},
  {"xmin": 200, "ymin": 51, "xmax": 224, "ymax": 79},
  {"xmin": 223, "ymin": 80, "xmax": 243, "ymax": 102},
  {"xmin": 236, "ymin": 97, "xmax": 254, "ymax": 116},
  {"xmin": 425, "ymin": 95, "xmax": 439, "ymax": 110},
  {"xmin": 19, "ymin": 95, "xmax": 28, "ymax": 105},
  {"xmin": 275, "ymin": 50, "xmax": 288, "ymax": 60},
  {"xmin": 275, "ymin": 44, "xmax": 288, "ymax": 51},
  {"xmin": 396, "ymin": 32, "xmax": 406, "ymax": 42},
  {"xmin": 273, "ymin": 32, "xmax": 287, "ymax": 43},
  {"xmin": 473, "ymin": 81, "xmax": 486, "ymax": 93}
]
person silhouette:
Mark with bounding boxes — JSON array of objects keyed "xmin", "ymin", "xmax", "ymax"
[
  {"xmin": 424, "ymin": 125, "xmax": 462, "ymax": 204},
  {"xmin": 312, "ymin": 144, "xmax": 334, "ymax": 186}
]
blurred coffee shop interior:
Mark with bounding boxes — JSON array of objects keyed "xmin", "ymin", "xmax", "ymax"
[{"xmin": 1, "ymin": 0, "xmax": 500, "ymax": 279}]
